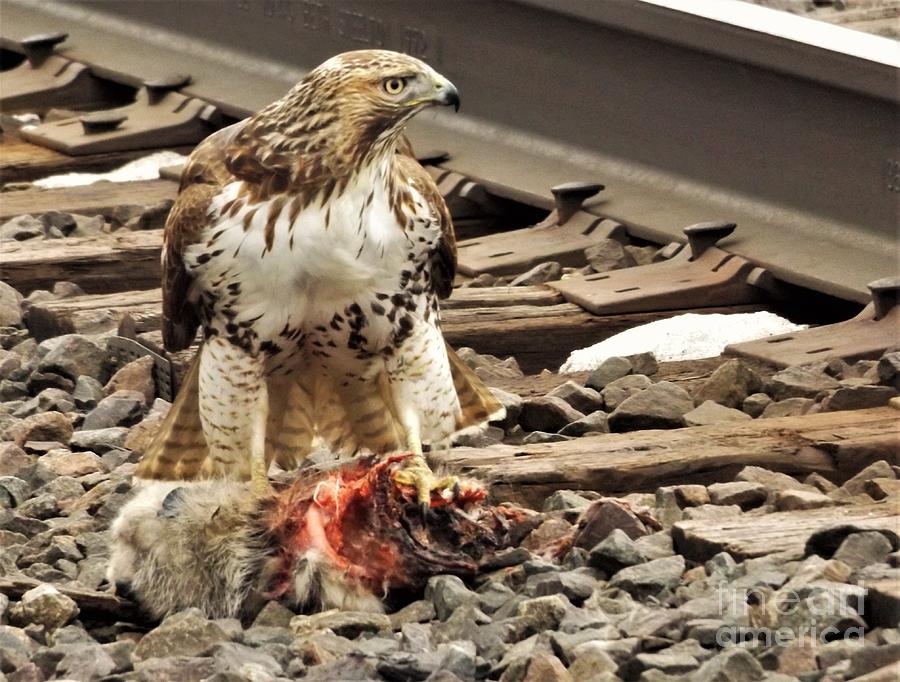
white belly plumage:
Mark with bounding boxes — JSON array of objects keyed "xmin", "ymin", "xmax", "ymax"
[{"xmin": 184, "ymin": 167, "xmax": 439, "ymax": 355}]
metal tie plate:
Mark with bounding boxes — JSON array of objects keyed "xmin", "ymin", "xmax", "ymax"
[
  {"xmin": 726, "ymin": 277, "xmax": 900, "ymax": 367},
  {"xmin": 548, "ymin": 221, "xmax": 768, "ymax": 314},
  {"xmin": 19, "ymin": 74, "xmax": 220, "ymax": 155},
  {"xmin": 456, "ymin": 181, "xmax": 624, "ymax": 276}
]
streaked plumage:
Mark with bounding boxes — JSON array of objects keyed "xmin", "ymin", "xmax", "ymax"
[{"xmin": 136, "ymin": 50, "xmax": 503, "ymax": 493}]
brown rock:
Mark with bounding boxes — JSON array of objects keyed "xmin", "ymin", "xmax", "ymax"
[
  {"xmin": 805, "ymin": 472, "xmax": 838, "ymax": 493},
  {"xmin": 684, "ymin": 400, "xmax": 752, "ymax": 426},
  {"xmin": 574, "ymin": 499, "xmax": 651, "ymax": 548},
  {"xmin": 760, "ymin": 397, "xmax": 815, "ymax": 419},
  {"xmin": 843, "ymin": 460, "xmax": 896, "ymax": 496},
  {"xmin": 707, "ymin": 482, "xmax": 766, "ymax": 509},
  {"xmin": 0, "ymin": 441, "xmax": 32, "ymax": 475},
  {"xmin": 775, "ymin": 489, "xmax": 836, "ymax": 511},
  {"xmin": 520, "ymin": 396, "xmax": 584, "ymax": 433},
  {"xmin": 3, "ymin": 411, "xmax": 73, "ymax": 446},
  {"xmin": 821, "ymin": 385, "xmax": 897, "ymax": 412},
  {"xmin": 673, "ymin": 485, "xmax": 710, "ymax": 508},
  {"xmin": 693, "ymin": 359, "xmax": 762, "ymax": 409},
  {"xmin": 39, "ymin": 449, "xmax": 107, "ymax": 477},
  {"xmin": 766, "ymin": 366, "xmax": 840, "ymax": 400},
  {"xmin": 546, "ymin": 381, "xmax": 604, "ymax": 415},
  {"xmin": 104, "ymin": 356, "xmax": 155, "ymax": 405},
  {"xmin": 124, "ymin": 412, "xmax": 165, "ymax": 456},
  {"xmin": 522, "ymin": 518, "xmax": 573, "ymax": 550},
  {"xmin": 522, "ymin": 653, "xmax": 572, "ymax": 682},
  {"xmin": 865, "ymin": 478, "xmax": 900, "ymax": 500}
]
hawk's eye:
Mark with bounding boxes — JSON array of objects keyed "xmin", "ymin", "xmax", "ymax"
[{"xmin": 383, "ymin": 77, "xmax": 406, "ymax": 95}]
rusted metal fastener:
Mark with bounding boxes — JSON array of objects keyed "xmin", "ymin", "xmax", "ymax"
[
  {"xmin": 551, "ymin": 182, "xmax": 604, "ymax": 225},
  {"xmin": 19, "ymin": 31, "xmax": 67, "ymax": 67},
  {"xmin": 683, "ymin": 221, "xmax": 737, "ymax": 258},
  {"xmin": 869, "ymin": 276, "xmax": 899, "ymax": 320}
]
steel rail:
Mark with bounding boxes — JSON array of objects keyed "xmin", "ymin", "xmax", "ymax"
[{"xmin": 2, "ymin": 0, "xmax": 898, "ymax": 304}]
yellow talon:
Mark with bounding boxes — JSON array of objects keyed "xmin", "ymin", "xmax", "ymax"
[{"xmin": 393, "ymin": 455, "xmax": 459, "ymax": 508}]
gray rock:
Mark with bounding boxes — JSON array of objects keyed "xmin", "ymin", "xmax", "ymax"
[
  {"xmin": 735, "ymin": 466, "xmax": 812, "ymax": 493},
  {"xmin": 586, "ymin": 239, "xmax": 635, "ymax": 273},
  {"xmin": 543, "ymin": 490, "xmax": 592, "ymax": 512},
  {"xmin": 522, "ymin": 431, "xmax": 572, "ymax": 444},
  {"xmin": 69, "ymin": 427, "xmax": 129, "ymax": 452},
  {"xmin": 559, "ymin": 410, "xmax": 609, "ymax": 436},
  {"xmin": 626, "ymin": 352, "xmax": 658, "ymax": 376},
  {"xmin": 252, "ymin": 601, "xmax": 295, "ymax": 628},
  {"xmin": 842, "ymin": 460, "xmax": 895, "ymax": 496},
  {"xmin": 608, "ymin": 381, "xmax": 694, "ymax": 431},
  {"xmin": 0, "ymin": 283, "xmax": 24, "ymax": 328},
  {"xmin": 693, "ymin": 648, "xmax": 764, "ymax": 681},
  {"xmin": 0, "ymin": 475, "xmax": 30, "ymax": 507},
  {"xmin": 389, "ymin": 599, "xmax": 437, "ymax": 629},
  {"xmin": 9, "ymin": 583, "xmax": 79, "ymax": 631},
  {"xmin": 567, "ymin": 642, "xmax": 618, "ymax": 680},
  {"xmin": 846, "ymin": 643, "xmax": 900, "ymax": 679},
  {"xmin": 707, "ymin": 482, "xmax": 767, "ymax": 509},
  {"xmin": 426, "ymin": 575, "xmax": 479, "ymax": 621},
  {"xmin": 510, "ymin": 261, "xmax": 562, "ymax": 286},
  {"xmin": 0, "ymin": 349, "xmax": 22, "ymax": 381},
  {"xmin": 73, "ymin": 376, "xmax": 105, "ymax": 410},
  {"xmin": 766, "ymin": 365, "xmax": 840, "ymax": 400},
  {"xmin": 242, "ymin": 625, "xmax": 293, "ymax": 647},
  {"xmin": 0, "ymin": 214, "xmax": 44, "ymax": 241},
  {"xmin": 609, "ymin": 555, "xmax": 685, "ymax": 597},
  {"xmin": 877, "ymin": 351, "xmax": 900, "ymax": 390},
  {"xmin": 437, "ymin": 641, "xmax": 476, "ymax": 680},
  {"xmin": 40, "ymin": 211, "xmax": 77, "ymax": 236},
  {"xmin": 456, "ymin": 347, "xmax": 524, "ymax": 380},
  {"xmin": 290, "ymin": 610, "xmax": 390, "ymax": 639},
  {"xmin": 760, "ymin": 397, "xmax": 816, "ymax": 418},
  {"xmin": 519, "ymin": 396, "xmax": 584, "ymax": 432},
  {"xmin": 101, "ymin": 640, "xmax": 136, "ymax": 674},
  {"xmin": 26, "ymin": 370, "xmax": 75, "ymax": 394},
  {"xmin": 600, "ymin": 374, "xmax": 653, "ymax": 411},
  {"xmin": 132, "ymin": 608, "xmax": 229, "ymax": 660},
  {"xmin": 489, "ymin": 387, "xmax": 523, "ymax": 430},
  {"xmin": 775, "ymin": 488, "xmax": 836, "ymax": 511},
  {"xmin": 36, "ymin": 335, "xmax": 106, "ymax": 382},
  {"xmin": 0, "ymin": 379, "xmax": 29, "ymax": 401},
  {"xmin": 574, "ymin": 499, "xmax": 651, "ymax": 548},
  {"xmin": 821, "ymin": 384, "xmax": 897, "ymax": 411},
  {"xmin": 479, "ymin": 547, "xmax": 533, "ymax": 572},
  {"xmin": 585, "ymin": 356, "xmax": 633, "ymax": 391},
  {"xmin": 132, "ymin": 656, "xmax": 217, "ymax": 681},
  {"xmin": 547, "ymin": 380, "xmax": 604, "ymax": 414},
  {"xmin": 209, "ymin": 641, "xmax": 283, "ymax": 677},
  {"xmin": 55, "ymin": 644, "xmax": 115, "ymax": 680},
  {"xmin": 81, "ymin": 390, "xmax": 145, "ymax": 430},
  {"xmin": 516, "ymin": 594, "xmax": 569, "ymax": 631},
  {"xmin": 0, "ymin": 625, "xmax": 38, "ymax": 672},
  {"xmin": 588, "ymin": 528, "xmax": 646, "ymax": 573},
  {"xmin": 832, "ymin": 531, "xmax": 894, "ymax": 569},
  {"xmin": 528, "ymin": 569, "xmax": 597, "ymax": 603},
  {"xmin": 694, "ymin": 359, "xmax": 763, "ymax": 409},
  {"xmin": 477, "ymin": 581, "xmax": 516, "ymax": 615},
  {"xmin": 683, "ymin": 400, "xmax": 753, "ymax": 426}
]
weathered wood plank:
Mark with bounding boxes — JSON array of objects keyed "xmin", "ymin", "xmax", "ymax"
[
  {"xmin": 0, "ymin": 179, "xmax": 176, "ymax": 222},
  {"xmin": 0, "ymin": 133, "xmax": 190, "ymax": 184},
  {"xmin": 2, "ymin": 230, "xmax": 162, "ymax": 295},
  {"xmin": 434, "ymin": 407, "xmax": 899, "ymax": 508},
  {"xmin": 444, "ymin": 285, "xmax": 563, "ymax": 309},
  {"xmin": 442, "ymin": 303, "xmax": 768, "ymax": 373},
  {"xmin": 671, "ymin": 500, "xmax": 899, "ymax": 562}
]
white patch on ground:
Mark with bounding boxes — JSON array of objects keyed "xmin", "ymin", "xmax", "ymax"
[
  {"xmin": 32, "ymin": 151, "xmax": 187, "ymax": 189},
  {"xmin": 560, "ymin": 311, "xmax": 807, "ymax": 372}
]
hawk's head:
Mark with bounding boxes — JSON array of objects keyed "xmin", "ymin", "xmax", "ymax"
[
  {"xmin": 305, "ymin": 50, "xmax": 459, "ymax": 151},
  {"xmin": 229, "ymin": 50, "xmax": 459, "ymax": 191}
]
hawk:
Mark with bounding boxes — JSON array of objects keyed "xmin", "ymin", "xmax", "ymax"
[{"xmin": 135, "ymin": 50, "xmax": 504, "ymax": 505}]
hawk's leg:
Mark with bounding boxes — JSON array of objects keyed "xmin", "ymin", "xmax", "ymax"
[
  {"xmin": 388, "ymin": 324, "xmax": 460, "ymax": 509},
  {"xmin": 197, "ymin": 337, "xmax": 271, "ymax": 491}
]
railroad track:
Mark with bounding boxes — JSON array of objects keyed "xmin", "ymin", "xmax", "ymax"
[{"xmin": 0, "ymin": 3, "xmax": 898, "ymax": 679}]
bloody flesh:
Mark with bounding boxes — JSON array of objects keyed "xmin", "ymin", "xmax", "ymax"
[{"xmin": 265, "ymin": 454, "xmax": 525, "ymax": 600}]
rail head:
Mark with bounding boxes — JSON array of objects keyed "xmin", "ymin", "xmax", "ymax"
[{"xmin": 518, "ymin": 0, "xmax": 900, "ymax": 103}]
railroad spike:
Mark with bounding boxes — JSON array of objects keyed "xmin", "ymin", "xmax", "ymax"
[
  {"xmin": 683, "ymin": 221, "xmax": 737, "ymax": 259},
  {"xmin": 551, "ymin": 182, "xmax": 604, "ymax": 225},
  {"xmin": 144, "ymin": 74, "xmax": 192, "ymax": 104},
  {"xmin": 19, "ymin": 32, "xmax": 67, "ymax": 67},
  {"xmin": 868, "ymin": 276, "xmax": 900, "ymax": 320},
  {"xmin": 79, "ymin": 111, "xmax": 128, "ymax": 135}
]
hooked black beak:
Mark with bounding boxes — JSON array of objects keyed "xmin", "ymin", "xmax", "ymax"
[{"xmin": 437, "ymin": 81, "xmax": 460, "ymax": 112}]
